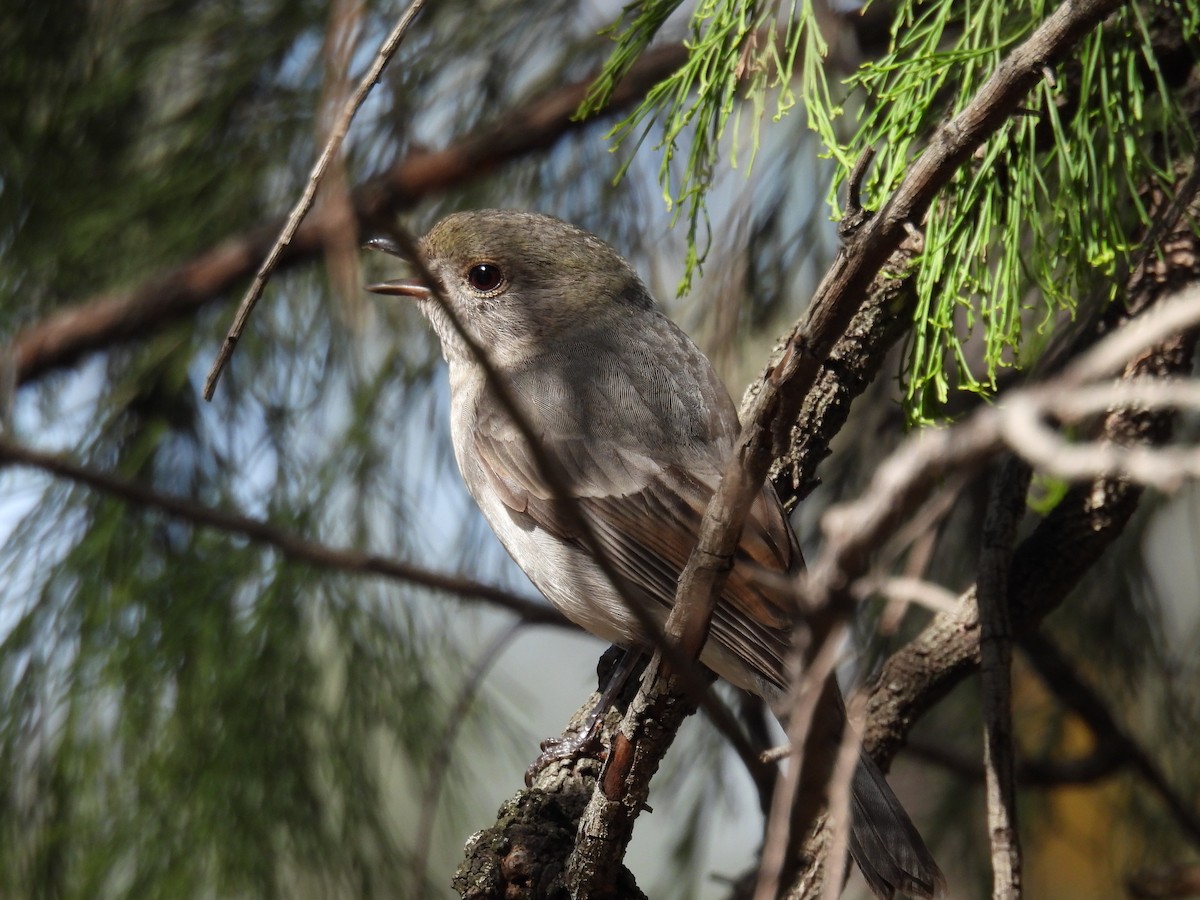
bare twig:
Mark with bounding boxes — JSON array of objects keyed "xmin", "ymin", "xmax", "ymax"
[
  {"xmin": 10, "ymin": 44, "xmax": 690, "ymax": 392},
  {"xmin": 820, "ymin": 692, "xmax": 868, "ymax": 900},
  {"xmin": 1001, "ymin": 378, "xmax": 1200, "ymax": 491},
  {"xmin": 0, "ymin": 436, "xmax": 563, "ymax": 626},
  {"xmin": 978, "ymin": 458, "xmax": 1032, "ymax": 900},
  {"xmin": 838, "ymin": 147, "xmax": 876, "ymax": 236},
  {"xmin": 754, "ymin": 570, "xmax": 963, "ymax": 617},
  {"xmin": 754, "ymin": 626, "xmax": 850, "ymax": 900},
  {"xmin": 1064, "ymin": 286, "xmax": 1200, "ymax": 385},
  {"xmin": 203, "ymin": 0, "xmax": 427, "ymax": 399},
  {"xmin": 853, "ymin": 575, "xmax": 962, "ymax": 617}
]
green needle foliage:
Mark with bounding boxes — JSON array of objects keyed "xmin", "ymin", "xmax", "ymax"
[
  {"xmin": 581, "ymin": 0, "xmax": 831, "ymax": 294},
  {"xmin": 830, "ymin": 0, "xmax": 1199, "ymax": 420},
  {"xmin": 590, "ymin": 0, "xmax": 1198, "ymax": 420}
]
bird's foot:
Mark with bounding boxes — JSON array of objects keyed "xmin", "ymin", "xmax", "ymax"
[{"xmin": 524, "ymin": 715, "xmax": 605, "ymax": 786}]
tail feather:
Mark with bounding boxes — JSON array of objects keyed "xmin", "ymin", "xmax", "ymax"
[{"xmin": 848, "ymin": 753, "xmax": 944, "ymax": 899}]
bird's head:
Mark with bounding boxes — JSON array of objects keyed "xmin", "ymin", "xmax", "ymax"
[{"xmin": 367, "ymin": 209, "xmax": 654, "ymax": 366}]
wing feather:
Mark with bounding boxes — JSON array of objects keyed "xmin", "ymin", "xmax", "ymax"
[{"xmin": 473, "ymin": 419, "xmax": 799, "ymax": 690}]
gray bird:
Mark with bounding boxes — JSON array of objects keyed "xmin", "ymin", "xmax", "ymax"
[{"xmin": 367, "ymin": 209, "xmax": 943, "ymax": 899}]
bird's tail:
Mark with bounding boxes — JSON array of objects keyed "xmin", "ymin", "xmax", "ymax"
[{"xmin": 848, "ymin": 752, "xmax": 945, "ymax": 899}]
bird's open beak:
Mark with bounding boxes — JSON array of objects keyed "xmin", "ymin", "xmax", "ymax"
[
  {"xmin": 364, "ymin": 278, "xmax": 432, "ymax": 300},
  {"xmin": 363, "ymin": 237, "xmax": 433, "ymax": 300}
]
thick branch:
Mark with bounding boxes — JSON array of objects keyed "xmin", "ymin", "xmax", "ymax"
[{"xmin": 744, "ymin": 233, "xmax": 920, "ymax": 510}]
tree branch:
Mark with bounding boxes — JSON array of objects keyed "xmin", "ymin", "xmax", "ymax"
[
  {"xmin": 9, "ymin": 42, "xmax": 689, "ymax": 390},
  {"xmin": 0, "ymin": 437, "xmax": 564, "ymax": 626},
  {"xmin": 978, "ymin": 459, "xmax": 1032, "ymax": 900},
  {"xmin": 553, "ymin": 1, "xmax": 1132, "ymax": 895}
]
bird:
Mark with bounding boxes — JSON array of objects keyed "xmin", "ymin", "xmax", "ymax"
[{"xmin": 366, "ymin": 209, "xmax": 943, "ymax": 898}]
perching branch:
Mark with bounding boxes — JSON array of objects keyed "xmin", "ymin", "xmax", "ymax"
[{"xmin": 560, "ymin": 1, "xmax": 1132, "ymax": 894}]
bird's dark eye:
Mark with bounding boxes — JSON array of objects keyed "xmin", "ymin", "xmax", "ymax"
[{"xmin": 466, "ymin": 263, "xmax": 504, "ymax": 293}]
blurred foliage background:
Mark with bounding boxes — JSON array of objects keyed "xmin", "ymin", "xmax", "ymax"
[{"xmin": 2, "ymin": 1, "xmax": 1199, "ymax": 898}]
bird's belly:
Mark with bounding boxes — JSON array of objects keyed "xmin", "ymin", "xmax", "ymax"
[
  {"xmin": 462, "ymin": 479, "xmax": 649, "ymax": 648},
  {"xmin": 499, "ymin": 515, "xmax": 652, "ymax": 648},
  {"xmin": 476, "ymin": 489, "xmax": 776, "ymax": 697},
  {"xmin": 454, "ymin": 428, "xmax": 776, "ymax": 698}
]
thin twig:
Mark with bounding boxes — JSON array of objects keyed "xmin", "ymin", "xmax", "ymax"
[
  {"xmin": 753, "ymin": 624, "xmax": 849, "ymax": 900},
  {"xmin": 0, "ymin": 436, "xmax": 562, "ymax": 625},
  {"xmin": 853, "ymin": 575, "xmax": 962, "ymax": 616},
  {"xmin": 838, "ymin": 147, "xmax": 877, "ymax": 237},
  {"xmin": 753, "ymin": 569, "xmax": 962, "ymax": 616},
  {"xmin": 203, "ymin": 0, "xmax": 427, "ymax": 400},
  {"xmin": 820, "ymin": 691, "xmax": 867, "ymax": 900},
  {"xmin": 978, "ymin": 458, "xmax": 1032, "ymax": 900}
]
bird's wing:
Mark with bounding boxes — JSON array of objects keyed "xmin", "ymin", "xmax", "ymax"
[{"xmin": 473, "ymin": 402, "xmax": 798, "ymax": 690}]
